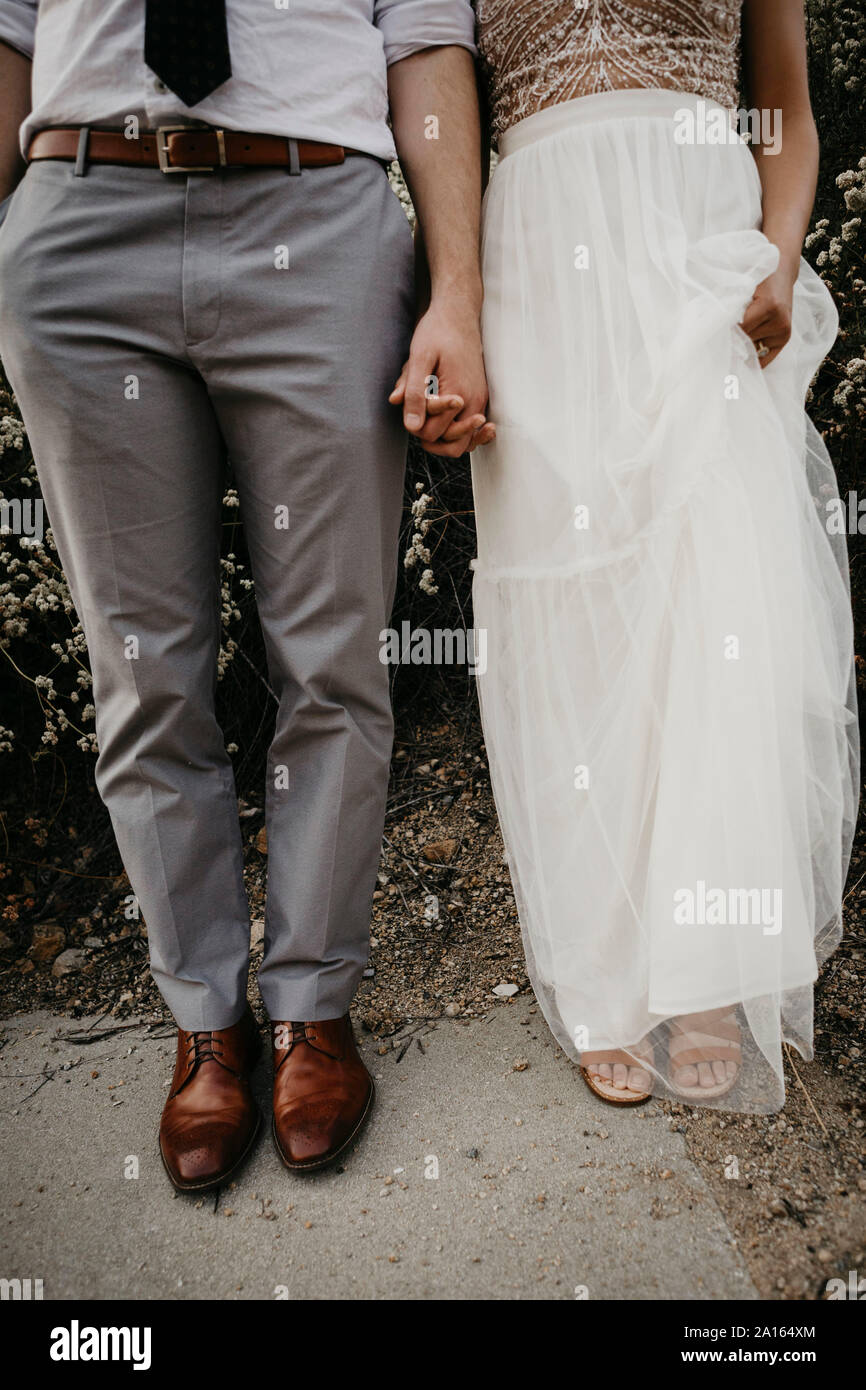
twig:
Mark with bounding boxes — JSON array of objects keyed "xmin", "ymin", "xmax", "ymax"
[
  {"xmin": 386, "ymin": 786, "xmax": 457, "ymax": 818},
  {"xmin": 55, "ymin": 1022, "xmax": 147, "ymax": 1045},
  {"xmin": 784, "ymin": 1042, "xmax": 831, "ymax": 1140},
  {"xmin": 85, "ymin": 1009, "xmax": 112, "ymax": 1033},
  {"xmin": 234, "ymin": 645, "xmax": 278, "ymax": 704},
  {"xmin": 21, "ymin": 1070, "xmax": 55, "ymax": 1102},
  {"xmin": 5, "ymin": 857, "xmax": 122, "ymax": 881},
  {"xmin": 381, "ymin": 834, "xmax": 434, "ymax": 895}
]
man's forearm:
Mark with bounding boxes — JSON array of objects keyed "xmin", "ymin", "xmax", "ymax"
[
  {"xmin": 380, "ymin": 44, "xmax": 493, "ymax": 454},
  {"xmin": 388, "ymin": 45, "xmax": 482, "ymax": 314},
  {"xmin": 0, "ymin": 41, "xmax": 31, "ymax": 201}
]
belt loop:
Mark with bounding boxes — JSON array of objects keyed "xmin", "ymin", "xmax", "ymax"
[
  {"xmin": 73, "ymin": 126, "xmax": 91, "ymax": 177},
  {"xmin": 287, "ymin": 137, "xmax": 301, "ymax": 176}
]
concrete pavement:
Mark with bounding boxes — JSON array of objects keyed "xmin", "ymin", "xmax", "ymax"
[{"xmin": 0, "ymin": 1005, "xmax": 757, "ymax": 1300}]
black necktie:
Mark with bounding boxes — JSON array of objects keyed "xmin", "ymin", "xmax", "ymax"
[{"xmin": 145, "ymin": 0, "xmax": 233, "ymax": 108}]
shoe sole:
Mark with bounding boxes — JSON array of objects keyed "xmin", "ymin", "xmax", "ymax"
[{"xmin": 272, "ymin": 1079, "xmax": 375, "ymax": 1173}]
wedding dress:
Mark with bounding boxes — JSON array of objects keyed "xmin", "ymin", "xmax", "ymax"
[{"xmin": 470, "ymin": 0, "xmax": 859, "ymax": 1111}]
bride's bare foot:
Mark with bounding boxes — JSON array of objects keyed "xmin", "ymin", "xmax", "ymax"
[
  {"xmin": 581, "ymin": 1048, "xmax": 653, "ymax": 1104},
  {"xmin": 668, "ymin": 1009, "xmax": 741, "ymax": 1099}
]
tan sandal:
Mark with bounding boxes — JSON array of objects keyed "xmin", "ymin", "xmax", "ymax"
[
  {"xmin": 668, "ymin": 1008, "xmax": 741, "ymax": 1101},
  {"xmin": 580, "ymin": 1045, "xmax": 655, "ymax": 1106}
]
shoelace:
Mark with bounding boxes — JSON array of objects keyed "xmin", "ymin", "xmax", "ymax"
[
  {"xmin": 185, "ymin": 1030, "xmax": 225, "ymax": 1067},
  {"xmin": 275, "ymin": 1021, "xmax": 316, "ymax": 1049}
]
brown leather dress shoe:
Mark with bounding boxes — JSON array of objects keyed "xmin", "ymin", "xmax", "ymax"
[
  {"xmin": 271, "ymin": 1015, "xmax": 374, "ymax": 1171},
  {"xmin": 159, "ymin": 1006, "xmax": 262, "ymax": 1192}
]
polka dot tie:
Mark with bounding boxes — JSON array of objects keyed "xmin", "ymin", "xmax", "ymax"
[{"xmin": 145, "ymin": 0, "xmax": 232, "ymax": 108}]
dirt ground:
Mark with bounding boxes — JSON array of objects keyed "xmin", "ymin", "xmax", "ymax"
[{"xmin": 1, "ymin": 704, "xmax": 864, "ymax": 1300}]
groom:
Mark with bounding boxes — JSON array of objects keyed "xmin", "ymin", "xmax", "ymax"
[{"xmin": 0, "ymin": 1, "xmax": 488, "ymax": 1187}]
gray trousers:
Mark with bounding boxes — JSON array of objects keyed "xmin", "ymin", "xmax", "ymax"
[{"xmin": 0, "ymin": 154, "xmax": 414, "ymax": 1029}]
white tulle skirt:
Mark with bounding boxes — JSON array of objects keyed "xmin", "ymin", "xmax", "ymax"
[{"xmin": 471, "ymin": 90, "xmax": 859, "ymax": 1112}]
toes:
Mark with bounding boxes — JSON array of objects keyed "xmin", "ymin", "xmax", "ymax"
[
  {"xmin": 674, "ymin": 1058, "xmax": 738, "ymax": 1091},
  {"xmin": 587, "ymin": 1062, "xmax": 612, "ymax": 1081},
  {"xmin": 586, "ymin": 1055, "xmax": 653, "ymax": 1095}
]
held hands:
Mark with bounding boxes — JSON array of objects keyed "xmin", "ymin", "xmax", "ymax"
[
  {"xmin": 740, "ymin": 264, "xmax": 797, "ymax": 369},
  {"xmin": 389, "ymin": 297, "xmax": 496, "ymax": 457}
]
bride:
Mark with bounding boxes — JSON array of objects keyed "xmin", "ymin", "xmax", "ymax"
[{"xmin": 468, "ymin": 0, "xmax": 858, "ymax": 1110}]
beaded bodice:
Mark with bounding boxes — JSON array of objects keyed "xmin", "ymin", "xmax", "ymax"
[{"xmin": 475, "ymin": 1, "xmax": 743, "ymax": 140}]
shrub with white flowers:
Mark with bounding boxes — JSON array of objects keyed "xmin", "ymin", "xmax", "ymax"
[
  {"xmin": 1, "ymin": 0, "xmax": 864, "ymax": 750},
  {"xmin": 0, "ymin": 384, "xmax": 249, "ymax": 755}
]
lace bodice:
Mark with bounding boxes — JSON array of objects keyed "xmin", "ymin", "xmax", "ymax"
[{"xmin": 476, "ymin": 1, "xmax": 743, "ymax": 140}]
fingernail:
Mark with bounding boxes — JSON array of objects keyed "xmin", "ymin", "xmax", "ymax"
[{"xmin": 406, "ymin": 414, "xmax": 421, "ymax": 428}]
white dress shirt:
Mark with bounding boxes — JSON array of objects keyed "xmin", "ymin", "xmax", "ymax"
[{"xmin": 0, "ymin": 0, "xmax": 478, "ymax": 161}]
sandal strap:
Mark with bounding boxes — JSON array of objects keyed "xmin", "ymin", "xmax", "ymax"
[
  {"xmin": 669, "ymin": 1014, "xmax": 741, "ymax": 1068},
  {"xmin": 582, "ymin": 1047, "xmax": 653, "ymax": 1070},
  {"xmin": 669, "ymin": 1044, "xmax": 740, "ymax": 1067}
]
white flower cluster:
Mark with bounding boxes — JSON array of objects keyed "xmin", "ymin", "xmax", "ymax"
[
  {"xmin": 0, "ymin": 413, "xmax": 25, "ymax": 456},
  {"xmin": 403, "ymin": 484, "xmax": 439, "ymax": 595},
  {"xmin": 0, "ymin": 438, "xmax": 251, "ymax": 753},
  {"xmin": 806, "ymin": 155, "xmax": 866, "ymax": 419},
  {"xmin": 0, "ymin": 441, "xmax": 91, "ymax": 751},
  {"xmin": 806, "ymin": 0, "xmax": 866, "ymax": 113},
  {"xmin": 388, "ymin": 165, "xmax": 415, "ymax": 230}
]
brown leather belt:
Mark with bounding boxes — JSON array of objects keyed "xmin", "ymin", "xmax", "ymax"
[{"xmin": 27, "ymin": 126, "xmax": 368, "ymax": 174}]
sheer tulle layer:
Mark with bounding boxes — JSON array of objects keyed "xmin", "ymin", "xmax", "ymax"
[{"xmin": 471, "ymin": 91, "xmax": 858, "ymax": 1112}]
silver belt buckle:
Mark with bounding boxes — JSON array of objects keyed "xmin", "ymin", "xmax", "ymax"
[{"xmin": 156, "ymin": 125, "xmax": 226, "ymax": 173}]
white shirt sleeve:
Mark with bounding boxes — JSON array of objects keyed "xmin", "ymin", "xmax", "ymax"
[
  {"xmin": 0, "ymin": 0, "xmax": 37, "ymax": 58},
  {"xmin": 375, "ymin": 0, "xmax": 477, "ymax": 66}
]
